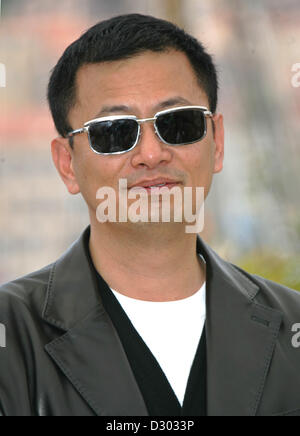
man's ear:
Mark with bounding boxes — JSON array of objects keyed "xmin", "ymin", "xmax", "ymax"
[
  {"xmin": 212, "ymin": 113, "xmax": 224, "ymax": 174},
  {"xmin": 51, "ymin": 137, "xmax": 80, "ymax": 195}
]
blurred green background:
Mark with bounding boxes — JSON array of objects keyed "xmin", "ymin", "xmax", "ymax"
[{"xmin": 239, "ymin": 253, "xmax": 300, "ymax": 291}]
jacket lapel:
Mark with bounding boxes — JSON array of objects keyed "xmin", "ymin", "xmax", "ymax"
[
  {"xmin": 197, "ymin": 237, "xmax": 283, "ymax": 416},
  {"xmin": 42, "ymin": 226, "xmax": 283, "ymax": 416},
  {"xmin": 43, "ymin": 227, "xmax": 148, "ymax": 416}
]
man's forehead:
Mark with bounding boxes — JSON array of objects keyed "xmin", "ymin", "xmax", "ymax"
[
  {"xmin": 72, "ymin": 51, "xmax": 208, "ymax": 120},
  {"xmin": 93, "ymin": 96, "xmax": 195, "ymax": 118},
  {"xmin": 75, "ymin": 50, "xmax": 200, "ymax": 94}
]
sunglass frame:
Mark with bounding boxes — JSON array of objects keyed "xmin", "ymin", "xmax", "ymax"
[{"xmin": 66, "ymin": 105, "xmax": 213, "ymax": 155}]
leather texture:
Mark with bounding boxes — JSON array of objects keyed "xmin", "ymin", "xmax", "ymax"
[{"xmin": 0, "ymin": 226, "xmax": 300, "ymax": 416}]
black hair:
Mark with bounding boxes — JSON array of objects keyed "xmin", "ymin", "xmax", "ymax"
[{"xmin": 47, "ymin": 13, "xmax": 219, "ymax": 138}]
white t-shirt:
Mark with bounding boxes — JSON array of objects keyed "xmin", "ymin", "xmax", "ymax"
[{"xmin": 110, "ymin": 275, "xmax": 206, "ymax": 406}]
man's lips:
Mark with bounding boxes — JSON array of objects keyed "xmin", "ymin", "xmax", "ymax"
[
  {"xmin": 141, "ymin": 183, "xmax": 180, "ymax": 192},
  {"xmin": 128, "ymin": 178, "xmax": 181, "ymax": 190}
]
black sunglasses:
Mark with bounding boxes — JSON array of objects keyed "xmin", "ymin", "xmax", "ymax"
[{"xmin": 66, "ymin": 106, "xmax": 213, "ymax": 155}]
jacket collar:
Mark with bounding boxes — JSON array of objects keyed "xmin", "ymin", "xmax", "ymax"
[
  {"xmin": 43, "ymin": 226, "xmax": 283, "ymax": 416},
  {"xmin": 42, "ymin": 226, "xmax": 260, "ymax": 330},
  {"xmin": 43, "ymin": 226, "xmax": 100, "ymax": 331},
  {"xmin": 200, "ymin": 236, "xmax": 283, "ymax": 415}
]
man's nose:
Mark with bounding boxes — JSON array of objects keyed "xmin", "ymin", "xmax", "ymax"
[{"xmin": 130, "ymin": 122, "xmax": 173, "ymax": 169}]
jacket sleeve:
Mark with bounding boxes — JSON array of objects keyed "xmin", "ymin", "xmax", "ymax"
[{"xmin": 0, "ymin": 287, "xmax": 34, "ymax": 416}]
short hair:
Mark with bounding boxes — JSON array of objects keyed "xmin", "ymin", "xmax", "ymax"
[{"xmin": 47, "ymin": 13, "xmax": 219, "ymax": 138}]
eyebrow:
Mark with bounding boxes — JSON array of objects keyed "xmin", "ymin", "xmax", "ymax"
[
  {"xmin": 93, "ymin": 97, "xmax": 192, "ymax": 118},
  {"xmin": 155, "ymin": 97, "xmax": 192, "ymax": 111}
]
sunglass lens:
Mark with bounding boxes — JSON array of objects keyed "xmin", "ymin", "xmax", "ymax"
[
  {"xmin": 88, "ymin": 119, "xmax": 138, "ymax": 154},
  {"xmin": 156, "ymin": 109, "xmax": 206, "ymax": 145}
]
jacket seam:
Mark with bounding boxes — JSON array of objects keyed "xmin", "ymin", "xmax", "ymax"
[
  {"xmin": 43, "ymin": 262, "xmax": 56, "ymax": 318},
  {"xmin": 46, "ymin": 336, "xmax": 102, "ymax": 416},
  {"xmin": 43, "ymin": 262, "xmax": 67, "ymax": 330},
  {"xmin": 251, "ymin": 301, "xmax": 282, "ymax": 318},
  {"xmin": 227, "ymin": 262, "xmax": 259, "ymax": 300},
  {"xmin": 251, "ymin": 308, "xmax": 282, "ymax": 416},
  {"xmin": 275, "ymin": 407, "xmax": 300, "ymax": 416}
]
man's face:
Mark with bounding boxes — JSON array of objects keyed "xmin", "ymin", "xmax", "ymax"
[{"xmin": 53, "ymin": 49, "xmax": 224, "ymax": 226}]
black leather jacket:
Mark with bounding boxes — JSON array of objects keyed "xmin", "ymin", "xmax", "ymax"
[{"xmin": 1, "ymin": 226, "xmax": 300, "ymax": 416}]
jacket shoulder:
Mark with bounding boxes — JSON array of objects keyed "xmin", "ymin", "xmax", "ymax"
[
  {"xmin": 230, "ymin": 263, "xmax": 300, "ymax": 314},
  {"xmin": 0, "ymin": 264, "xmax": 55, "ymax": 416},
  {"xmin": 0, "ymin": 263, "xmax": 54, "ymax": 314}
]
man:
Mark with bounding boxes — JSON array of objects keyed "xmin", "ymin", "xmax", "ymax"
[{"xmin": 0, "ymin": 14, "xmax": 300, "ymax": 417}]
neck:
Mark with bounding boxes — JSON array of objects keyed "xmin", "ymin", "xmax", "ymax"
[{"xmin": 89, "ymin": 219, "xmax": 206, "ymax": 302}]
